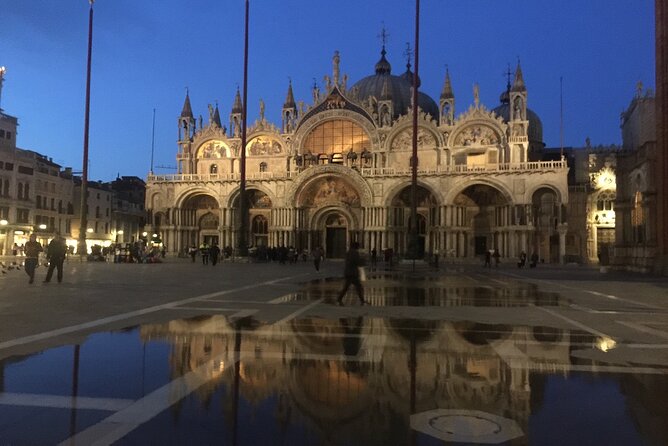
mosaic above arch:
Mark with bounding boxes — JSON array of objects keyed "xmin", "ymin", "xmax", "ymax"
[
  {"xmin": 300, "ymin": 176, "xmax": 361, "ymax": 207},
  {"xmin": 246, "ymin": 135, "xmax": 283, "ymax": 156},
  {"xmin": 197, "ymin": 140, "xmax": 230, "ymax": 159},
  {"xmin": 391, "ymin": 127, "xmax": 437, "ymax": 151},
  {"xmin": 453, "ymin": 124, "xmax": 500, "ymax": 147}
]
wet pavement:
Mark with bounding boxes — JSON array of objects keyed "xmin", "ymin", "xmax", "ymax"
[{"xmin": 0, "ymin": 259, "xmax": 668, "ymax": 445}]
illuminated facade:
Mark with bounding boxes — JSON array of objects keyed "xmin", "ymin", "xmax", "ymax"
[
  {"xmin": 614, "ymin": 85, "xmax": 657, "ymax": 272},
  {"xmin": 146, "ymin": 50, "xmax": 569, "ymax": 260}
]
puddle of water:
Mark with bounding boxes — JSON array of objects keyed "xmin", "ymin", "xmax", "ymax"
[
  {"xmin": 286, "ymin": 276, "xmax": 566, "ymax": 307},
  {"xmin": 0, "ymin": 316, "xmax": 665, "ymax": 445}
]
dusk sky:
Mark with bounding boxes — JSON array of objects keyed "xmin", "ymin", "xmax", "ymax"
[{"xmin": 0, "ymin": 1, "xmax": 655, "ymax": 182}]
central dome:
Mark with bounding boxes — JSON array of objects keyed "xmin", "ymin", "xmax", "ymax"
[{"xmin": 351, "ymin": 49, "xmax": 439, "ymax": 121}]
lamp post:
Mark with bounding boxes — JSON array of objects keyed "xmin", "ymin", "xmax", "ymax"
[{"xmin": 78, "ymin": 0, "xmax": 94, "ymax": 258}]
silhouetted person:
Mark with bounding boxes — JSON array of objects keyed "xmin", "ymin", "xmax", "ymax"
[
  {"xmin": 493, "ymin": 249, "xmax": 501, "ymax": 267},
  {"xmin": 484, "ymin": 251, "xmax": 492, "ymax": 268},
  {"xmin": 312, "ymin": 246, "xmax": 323, "ymax": 271},
  {"xmin": 210, "ymin": 243, "xmax": 221, "ymax": 266},
  {"xmin": 24, "ymin": 233, "xmax": 43, "ymax": 284},
  {"xmin": 44, "ymin": 234, "xmax": 67, "ymax": 283},
  {"xmin": 336, "ymin": 241, "xmax": 366, "ymax": 306},
  {"xmin": 530, "ymin": 252, "xmax": 539, "ymax": 268},
  {"xmin": 188, "ymin": 245, "xmax": 197, "ymax": 262}
]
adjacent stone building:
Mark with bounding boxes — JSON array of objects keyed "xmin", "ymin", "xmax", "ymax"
[
  {"xmin": 614, "ymin": 85, "xmax": 657, "ymax": 272},
  {"xmin": 146, "ymin": 50, "xmax": 569, "ymax": 261}
]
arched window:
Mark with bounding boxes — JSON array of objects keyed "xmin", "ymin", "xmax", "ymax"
[
  {"xmin": 259, "ymin": 162, "xmax": 267, "ymax": 172},
  {"xmin": 303, "ymin": 119, "xmax": 370, "ymax": 156},
  {"xmin": 252, "ymin": 215, "xmax": 268, "ymax": 234},
  {"xmin": 210, "ymin": 164, "xmax": 218, "ymax": 174}
]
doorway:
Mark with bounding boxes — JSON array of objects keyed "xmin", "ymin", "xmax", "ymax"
[{"xmin": 326, "ymin": 228, "xmax": 347, "ymax": 258}]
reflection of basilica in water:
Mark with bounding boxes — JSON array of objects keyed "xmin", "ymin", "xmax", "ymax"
[
  {"xmin": 140, "ymin": 310, "xmax": 580, "ymax": 443},
  {"xmin": 146, "ymin": 45, "xmax": 568, "ymax": 259}
]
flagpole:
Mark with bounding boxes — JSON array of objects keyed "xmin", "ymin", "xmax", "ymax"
[
  {"xmin": 238, "ymin": 0, "xmax": 249, "ymax": 257},
  {"xmin": 78, "ymin": 0, "xmax": 94, "ymax": 257},
  {"xmin": 150, "ymin": 108, "xmax": 156, "ymax": 174},
  {"xmin": 409, "ymin": 0, "xmax": 421, "ymax": 262}
]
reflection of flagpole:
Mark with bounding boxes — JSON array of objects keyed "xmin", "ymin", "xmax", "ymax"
[
  {"xmin": 78, "ymin": 0, "xmax": 94, "ymax": 257},
  {"xmin": 238, "ymin": 0, "xmax": 249, "ymax": 257}
]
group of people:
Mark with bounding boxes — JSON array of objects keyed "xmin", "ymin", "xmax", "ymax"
[
  {"xmin": 189, "ymin": 242, "xmax": 222, "ymax": 266},
  {"xmin": 517, "ymin": 251, "xmax": 540, "ymax": 268},
  {"xmin": 23, "ymin": 233, "xmax": 68, "ymax": 284}
]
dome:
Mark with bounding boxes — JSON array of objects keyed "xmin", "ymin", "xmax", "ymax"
[
  {"xmin": 351, "ymin": 51, "xmax": 439, "ymax": 121},
  {"xmin": 492, "ymin": 92, "xmax": 544, "ymax": 150}
]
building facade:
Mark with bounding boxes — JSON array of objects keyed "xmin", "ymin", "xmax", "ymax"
[
  {"xmin": 146, "ymin": 51, "xmax": 569, "ymax": 261},
  {"xmin": 614, "ymin": 85, "xmax": 657, "ymax": 273}
]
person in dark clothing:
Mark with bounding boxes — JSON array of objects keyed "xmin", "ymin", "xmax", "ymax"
[
  {"xmin": 209, "ymin": 243, "xmax": 221, "ymax": 266},
  {"xmin": 312, "ymin": 246, "xmax": 323, "ymax": 271},
  {"xmin": 336, "ymin": 241, "xmax": 366, "ymax": 306},
  {"xmin": 24, "ymin": 233, "xmax": 43, "ymax": 284},
  {"xmin": 530, "ymin": 252, "xmax": 539, "ymax": 268},
  {"xmin": 44, "ymin": 234, "xmax": 67, "ymax": 283},
  {"xmin": 484, "ymin": 251, "xmax": 492, "ymax": 268}
]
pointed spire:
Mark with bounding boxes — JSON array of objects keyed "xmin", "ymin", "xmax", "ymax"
[
  {"xmin": 213, "ymin": 102, "xmax": 222, "ymax": 127},
  {"xmin": 440, "ymin": 67, "xmax": 454, "ymax": 100},
  {"xmin": 231, "ymin": 87, "xmax": 242, "ymax": 113},
  {"xmin": 180, "ymin": 89, "xmax": 193, "ymax": 119},
  {"xmin": 284, "ymin": 79, "xmax": 296, "ymax": 108},
  {"xmin": 511, "ymin": 60, "xmax": 526, "ymax": 92}
]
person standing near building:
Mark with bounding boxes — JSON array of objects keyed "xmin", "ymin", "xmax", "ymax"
[
  {"xmin": 24, "ymin": 233, "xmax": 43, "ymax": 284},
  {"xmin": 336, "ymin": 241, "xmax": 366, "ymax": 306},
  {"xmin": 199, "ymin": 241, "xmax": 210, "ymax": 265},
  {"xmin": 210, "ymin": 243, "xmax": 221, "ymax": 266},
  {"xmin": 44, "ymin": 234, "xmax": 67, "ymax": 283},
  {"xmin": 311, "ymin": 246, "xmax": 323, "ymax": 271}
]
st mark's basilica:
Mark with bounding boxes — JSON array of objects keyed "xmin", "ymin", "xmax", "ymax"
[{"xmin": 146, "ymin": 47, "xmax": 569, "ymax": 261}]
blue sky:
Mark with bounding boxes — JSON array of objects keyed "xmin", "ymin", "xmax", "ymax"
[{"xmin": 0, "ymin": 0, "xmax": 655, "ymax": 181}]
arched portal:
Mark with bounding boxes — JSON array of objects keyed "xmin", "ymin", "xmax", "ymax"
[
  {"xmin": 297, "ymin": 175, "xmax": 362, "ymax": 256},
  {"xmin": 389, "ymin": 185, "xmax": 438, "ymax": 257},
  {"xmin": 181, "ymin": 194, "xmax": 220, "ymax": 247},
  {"xmin": 231, "ymin": 189, "xmax": 273, "ymax": 248},
  {"xmin": 531, "ymin": 187, "xmax": 562, "ymax": 263},
  {"xmin": 453, "ymin": 184, "xmax": 510, "ymax": 258}
]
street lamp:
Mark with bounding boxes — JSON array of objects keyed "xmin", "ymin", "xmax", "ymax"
[{"xmin": 0, "ymin": 219, "xmax": 7, "ymax": 226}]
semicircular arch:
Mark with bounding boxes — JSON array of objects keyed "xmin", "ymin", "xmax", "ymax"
[
  {"xmin": 527, "ymin": 184, "xmax": 566, "ymax": 204},
  {"xmin": 226, "ymin": 184, "xmax": 277, "ymax": 209},
  {"xmin": 383, "ymin": 180, "xmax": 442, "ymax": 208},
  {"xmin": 292, "ymin": 111, "xmax": 379, "ymax": 154},
  {"xmin": 287, "ymin": 164, "xmax": 373, "ymax": 208},
  {"xmin": 444, "ymin": 179, "xmax": 514, "ymax": 205},
  {"xmin": 175, "ymin": 188, "xmax": 222, "ymax": 209}
]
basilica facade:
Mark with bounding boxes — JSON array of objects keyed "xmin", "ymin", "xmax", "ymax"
[{"xmin": 145, "ymin": 49, "xmax": 568, "ymax": 261}]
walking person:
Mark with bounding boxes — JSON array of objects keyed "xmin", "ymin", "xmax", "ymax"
[
  {"xmin": 24, "ymin": 233, "xmax": 43, "ymax": 284},
  {"xmin": 199, "ymin": 242, "xmax": 210, "ymax": 265},
  {"xmin": 370, "ymin": 248, "xmax": 377, "ymax": 270},
  {"xmin": 311, "ymin": 246, "xmax": 323, "ymax": 271},
  {"xmin": 493, "ymin": 249, "xmax": 501, "ymax": 267},
  {"xmin": 210, "ymin": 243, "xmax": 221, "ymax": 266},
  {"xmin": 484, "ymin": 250, "xmax": 492, "ymax": 268},
  {"xmin": 44, "ymin": 233, "xmax": 67, "ymax": 283},
  {"xmin": 336, "ymin": 242, "xmax": 366, "ymax": 306},
  {"xmin": 188, "ymin": 245, "xmax": 198, "ymax": 262}
]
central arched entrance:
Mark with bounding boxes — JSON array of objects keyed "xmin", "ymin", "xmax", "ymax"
[
  {"xmin": 324, "ymin": 212, "xmax": 348, "ymax": 258},
  {"xmin": 389, "ymin": 185, "xmax": 438, "ymax": 257}
]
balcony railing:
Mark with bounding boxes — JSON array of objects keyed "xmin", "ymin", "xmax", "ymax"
[{"xmin": 147, "ymin": 160, "xmax": 567, "ymax": 183}]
